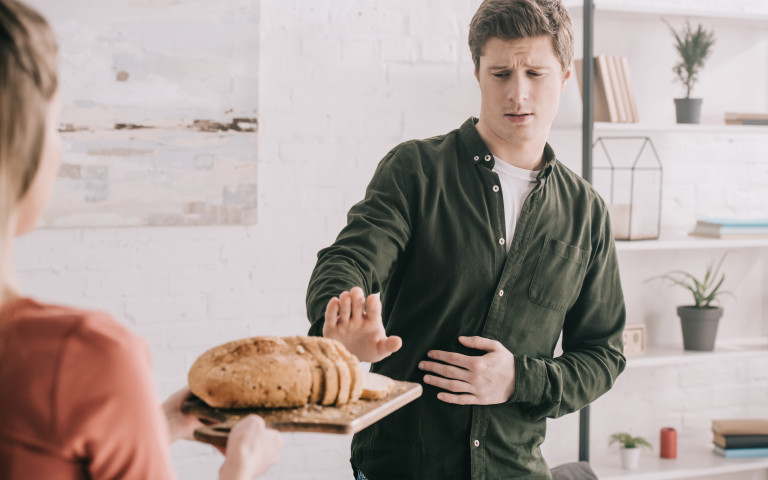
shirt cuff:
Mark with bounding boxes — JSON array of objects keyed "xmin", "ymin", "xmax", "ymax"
[{"xmin": 506, "ymin": 354, "xmax": 546, "ymax": 405}]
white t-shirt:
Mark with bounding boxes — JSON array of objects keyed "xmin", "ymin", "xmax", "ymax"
[{"xmin": 492, "ymin": 157, "xmax": 539, "ymax": 252}]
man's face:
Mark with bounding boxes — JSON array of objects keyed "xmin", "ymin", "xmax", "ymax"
[{"xmin": 475, "ymin": 35, "xmax": 570, "ymax": 152}]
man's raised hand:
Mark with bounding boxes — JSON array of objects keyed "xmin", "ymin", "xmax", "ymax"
[{"xmin": 323, "ymin": 286, "xmax": 402, "ymax": 363}]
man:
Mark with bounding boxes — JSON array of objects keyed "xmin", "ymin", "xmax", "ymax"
[{"xmin": 305, "ymin": 0, "xmax": 626, "ymax": 478}]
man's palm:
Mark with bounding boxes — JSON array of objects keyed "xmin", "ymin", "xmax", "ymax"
[{"xmin": 323, "ymin": 287, "xmax": 402, "ymax": 363}]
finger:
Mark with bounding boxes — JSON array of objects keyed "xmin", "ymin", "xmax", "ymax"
[
  {"xmin": 436, "ymin": 392, "xmax": 478, "ymax": 405},
  {"xmin": 377, "ymin": 335, "xmax": 402, "ymax": 357},
  {"xmin": 418, "ymin": 360, "xmax": 470, "ymax": 382},
  {"xmin": 364, "ymin": 293, "xmax": 381, "ymax": 322},
  {"xmin": 349, "ymin": 287, "xmax": 365, "ymax": 325},
  {"xmin": 427, "ymin": 350, "xmax": 472, "ymax": 369},
  {"xmin": 231, "ymin": 415, "xmax": 266, "ymax": 438},
  {"xmin": 423, "ymin": 374, "xmax": 472, "ymax": 394},
  {"xmin": 458, "ymin": 335, "xmax": 501, "ymax": 352},
  {"xmin": 324, "ymin": 297, "xmax": 340, "ymax": 328},
  {"xmin": 338, "ymin": 291, "xmax": 351, "ymax": 325}
]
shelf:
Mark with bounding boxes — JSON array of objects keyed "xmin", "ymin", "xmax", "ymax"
[
  {"xmin": 553, "ymin": 123, "xmax": 768, "ymax": 134},
  {"xmin": 614, "ymin": 232, "xmax": 768, "ymax": 252},
  {"xmin": 626, "ymin": 338, "xmax": 768, "ymax": 368},
  {"xmin": 565, "ymin": 1, "xmax": 768, "ymax": 26},
  {"xmin": 592, "ymin": 440, "xmax": 768, "ymax": 479}
]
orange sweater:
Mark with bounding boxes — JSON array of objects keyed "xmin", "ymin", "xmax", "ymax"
[{"xmin": 0, "ymin": 298, "xmax": 175, "ymax": 479}]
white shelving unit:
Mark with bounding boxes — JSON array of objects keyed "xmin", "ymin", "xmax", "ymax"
[
  {"xmin": 554, "ymin": 123, "xmax": 768, "ymax": 134},
  {"xmin": 615, "ymin": 233, "xmax": 768, "ymax": 252},
  {"xmin": 593, "ymin": 441, "xmax": 768, "ymax": 480},
  {"xmin": 568, "ymin": 1, "xmax": 768, "ymax": 477},
  {"xmin": 624, "ymin": 338, "xmax": 768, "ymax": 369}
]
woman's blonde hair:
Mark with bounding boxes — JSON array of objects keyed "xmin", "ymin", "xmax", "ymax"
[{"xmin": 0, "ymin": 0, "xmax": 58, "ymax": 232}]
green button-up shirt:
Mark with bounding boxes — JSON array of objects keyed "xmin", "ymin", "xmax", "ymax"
[{"xmin": 306, "ymin": 117, "xmax": 626, "ymax": 480}]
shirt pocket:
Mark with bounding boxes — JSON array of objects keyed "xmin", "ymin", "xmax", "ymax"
[{"xmin": 528, "ymin": 236, "xmax": 589, "ymax": 312}]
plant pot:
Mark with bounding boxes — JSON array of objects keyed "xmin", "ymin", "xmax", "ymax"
[
  {"xmin": 674, "ymin": 98, "xmax": 703, "ymax": 124},
  {"xmin": 620, "ymin": 447, "xmax": 641, "ymax": 470},
  {"xmin": 677, "ymin": 305, "xmax": 723, "ymax": 351}
]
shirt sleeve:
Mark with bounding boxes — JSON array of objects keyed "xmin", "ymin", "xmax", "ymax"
[
  {"xmin": 54, "ymin": 312, "xmax": 176, "ymax": 480},
  {"xmin": 510, "ymin": 202, "xmax": 627, "ymax": 419},
  {"xmin": 306, "ymin": 147, "xmax": 413, "ymax": 335}
]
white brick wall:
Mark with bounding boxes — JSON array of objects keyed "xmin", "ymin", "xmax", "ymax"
[{"xmin": 12, "ymin": 0, "xmax": 768, "ymax": 479}]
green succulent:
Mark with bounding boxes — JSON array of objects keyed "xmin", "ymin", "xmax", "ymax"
[
  {"xmin": 664, "ymin": 19, "xmax": 716, "ymax": 98},
  {"xmin": 647, "ymin": 252, "xmax": 733, "ymax": 308},
  {"xmin": 609, "ymin": 432, "xmax": 652, "ymax": 450}
]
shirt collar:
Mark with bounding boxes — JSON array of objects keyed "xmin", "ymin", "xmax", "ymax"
[{"xmin": 460, "ymin": 116, "xmax": 556, "ymax": 180}]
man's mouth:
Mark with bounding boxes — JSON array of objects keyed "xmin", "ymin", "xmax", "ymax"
[{"xmin": 505, "ymin": 113, "xmax": 531, "ymax": 118}]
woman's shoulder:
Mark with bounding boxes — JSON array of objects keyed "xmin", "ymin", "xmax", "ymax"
[{"xmin": 1, "ymin": 297, "xmax": 142, "ymax": 353}]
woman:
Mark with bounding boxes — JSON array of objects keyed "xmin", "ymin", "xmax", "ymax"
[{"xmin": 0, "ymin": 1, "xmax": 282, "ymax": 478}]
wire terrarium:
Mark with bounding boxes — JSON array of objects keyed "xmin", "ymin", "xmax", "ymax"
[{"xmin": 592, "ymin": 137, "xmax": 663, "ymax": 241}]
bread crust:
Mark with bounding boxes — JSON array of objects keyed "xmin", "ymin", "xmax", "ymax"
[
  {"xmin": 188, "ymin": 337, "xmax": 313, "ymax": 408},
  {"xmin": 332, "ymin": 339, "xmax": 364, "ymax": 403},
  {"xmin": 297, "ymin": 336, "xmax": 338, "ymax": 406},
  {"xmin": 188, "ymin": 336, "xmax": 363, "ymax": 409}
]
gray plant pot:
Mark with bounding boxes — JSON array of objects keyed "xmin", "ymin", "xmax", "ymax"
[
  {"xmin": 674, "ymin": 98, "xmax": 703, "ymax": 124},
  {"xmin": 677, "ymin": 305, "xmax": 723, "ymax": 351}
]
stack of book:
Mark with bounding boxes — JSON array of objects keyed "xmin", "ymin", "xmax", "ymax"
[
  {"xmin": 689, "ymin": 217, "xmax": 768, "ymax": 239},
  {"xmin": 574, "ymin": 55, "xmax": 639, "ymax": 123},
  {"xmin": 725, "ymin": 112, "xmax": 768, "ymax": 126},
  {"xmin": 712, "ymin": 419, "xmax": 768, "ymax": 458}
]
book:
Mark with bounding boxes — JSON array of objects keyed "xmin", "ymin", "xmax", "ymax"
[
  {"xmin": 605, "ymin": 55, "xmax": 628, "ymax": 122},
  {"xmin": 713, "ymin": 433, "xmax": 768, "ymax": 449},
  {"xmin": 689, "ymin": 218, "xmax": 768, "ymax": 239},
  {"xmin": 712, "ymin": 419, "xmax": 768, "ymax": 436},
  {"xmin": 574, "ymin": 58, "xmax": 612, "ymax": 123},
  {"xmin": 713, "ymin": 445, "xmax": 768, "ymax": 458},
  {"xmin": 725, "ymin": 112, "xmax": 768, "ymax": 120},
  {"xmin": 726, "ymin": 119, "xmax": 768, "ymax": 126},
  {"xmin": 697, "ymin": 217, "xmax": 768, "ymax": 228},
  {"xmin": 620, "ymin": 56, "xmax": 639, "ymax": 123},
  {"xmin": 725, "ymin": 112, "xmax": 768, "ymax": 126},
  {"xmin": 595, "ymin": 55, "xmax": 619, "ymax": 122},
  {"xmin": 612, "ymin": 56, "xmax": 634, "ymax": 123}
]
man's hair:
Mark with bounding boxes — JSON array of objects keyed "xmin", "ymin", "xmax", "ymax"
[
  {"xmin": 0, "ymin": 0, "xmax": 58, "ymax": 224},
  {"xmin": 468, "ymin": 0, "xmax": 574, "ymax": 75}
]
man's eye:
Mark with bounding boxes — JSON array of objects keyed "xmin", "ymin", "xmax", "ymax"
[
  {"xmin": 528, "ymin": 71, "xmax": 543, "ymax": 77},
  {"xmin": 493, "ymin": 72, "xmax": 509, "ymax": 78}
]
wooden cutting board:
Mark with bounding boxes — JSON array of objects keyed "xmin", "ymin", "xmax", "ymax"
[{"xmin": 182, "ymin": 380, "xmax": 422, "ymax": 448}]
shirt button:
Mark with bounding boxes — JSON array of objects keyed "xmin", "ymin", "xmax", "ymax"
[
  {"xmin": 498, "ymin": 289, "xmax": 504, "ymax": 297},
  {"xmin": 474, "ymin": 439, "xmax": 480, "ymax": 447},
  {"xmin": 492, "ymin": 185, "xmax": 500, "ymax": 193},
  {"xmin": 484, "ymin": 155, "xmax": 492, "ymax": 162},
  {"xmin": 498, "ymin": 238, "xmax": 505, "ymax": 246},
  {"xmin": 474, "ymin": 155, "xmax": 479, "ymax": 161}
]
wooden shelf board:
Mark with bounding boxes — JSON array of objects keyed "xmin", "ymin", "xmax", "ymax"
[{"xmin": 592, "ymin": 440, "xmax": 768, "ymax": 479}]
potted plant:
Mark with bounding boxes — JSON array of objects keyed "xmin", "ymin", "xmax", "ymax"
[
  {"xmin": 609, "ymin": 432, "xmax": 652, "ymax": 470},
  {"xmin": 648, "ymin": 252, "xmax": 732, "ymax": 351},
  {"xmin": 663, "ymin": 19, "xmax": 715, "ymax": 124}
]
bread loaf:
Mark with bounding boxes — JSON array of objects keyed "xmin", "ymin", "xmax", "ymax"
[{"xmin": 188, "ymin": 336, "xmax": 364, "ymax": 409}]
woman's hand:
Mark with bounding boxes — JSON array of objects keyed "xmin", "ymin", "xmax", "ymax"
[
  {"xmin": 161, "ymin": 387, "xmax": 203, "ymax": 443},
  {"xmin": 219, "ymin": 415, "xmax": 283, "ymax": 480}
]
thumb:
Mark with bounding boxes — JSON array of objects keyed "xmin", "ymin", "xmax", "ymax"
[{"xmin": 377, "ymin": 335, "xmax": 402, "ymax": 357}]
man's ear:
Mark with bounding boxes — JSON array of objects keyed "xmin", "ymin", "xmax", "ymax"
[{"xmin": 561, "ymin": 65, "xmax": 572, "ymax": 90}]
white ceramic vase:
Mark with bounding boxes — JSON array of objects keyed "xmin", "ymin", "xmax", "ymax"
[{"xmin": 620, "ymin": 447, "xmax": 641, "ymax": 470}]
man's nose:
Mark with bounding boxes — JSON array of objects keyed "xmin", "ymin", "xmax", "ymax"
[{"xmin": 507, "ymin": 75, "xmax": 530, "ymax": 103}]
